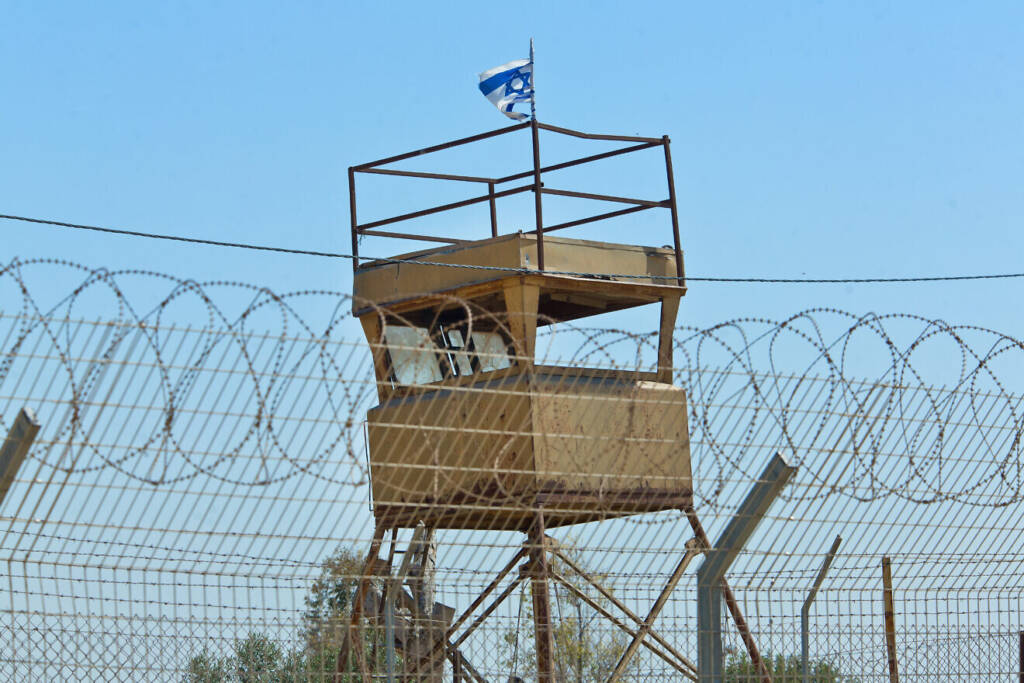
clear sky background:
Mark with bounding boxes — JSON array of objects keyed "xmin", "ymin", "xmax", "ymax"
[{"xmin": 2, "ymin": 1, "xmax": 1023, "ymax": 337}]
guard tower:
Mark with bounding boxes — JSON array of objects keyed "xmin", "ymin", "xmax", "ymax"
[{"xmin": 338, "ymin": 121, "xmax": 708, "ymax": 681}]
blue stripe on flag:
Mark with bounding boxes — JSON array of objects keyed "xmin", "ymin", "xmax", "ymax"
[{"xmin": 478, "ymin": 66, "xmax": 525, "ymax": 95}]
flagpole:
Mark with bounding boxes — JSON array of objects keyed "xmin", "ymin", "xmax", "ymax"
[
  {"xmin": 530, "ymin": 37, "xmax": 536, "ymax": 120},
  {"xmin": 529, "ymin": 37, "xmax": 544, "ymax": 271}
]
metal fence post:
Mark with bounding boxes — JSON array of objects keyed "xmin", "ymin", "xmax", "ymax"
[
  {"xmin": 882, "ymin": 556, "xmax": 899, "ymax": 683},
  {"xmin": 697, "ymin": 452, "xmax": 797, "ymax": 683},
  {"xmin": 0, "ymin": 408, "xmax": 40, "ymax": 509},
  {"xmin": 1017, "ymin": 630, "xmax": 1022, "ymax": 683},
  {"xmin": 801, "ymin": 535, "xmax": 842, "ymax": 683}
]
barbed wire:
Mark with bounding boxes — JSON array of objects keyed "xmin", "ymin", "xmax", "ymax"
[
  {"xmin": 4, "ymin": 257, "xmax": 1024, "ymax": 680},
  {"xmin": 3, "ymin": 257, "xmax": 1022, "ymax": 505}
]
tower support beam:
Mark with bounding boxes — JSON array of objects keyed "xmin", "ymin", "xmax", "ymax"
[{"xmin": 529, "ymin": 512, "xmax": 556, "ymax": 682}]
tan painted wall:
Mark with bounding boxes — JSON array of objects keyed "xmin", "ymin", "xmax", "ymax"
[
  {"xmin": 366, "ymin": 369, "xmax": 692, "ymax": 529},
  {"xmin": 532, "ymin": 377, "xmax": 691, "ymax": 495},
  {"xmin": 366, "ymin": 373, "xmax": 536, "ymax": 525}
]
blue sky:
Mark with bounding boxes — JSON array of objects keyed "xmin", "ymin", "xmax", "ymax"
[{"xmin": 2, "ymin": 1, "xmax": 1023, "ymax": 336}]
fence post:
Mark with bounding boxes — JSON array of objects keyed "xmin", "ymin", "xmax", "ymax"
[
  {"xmin": 697, "ymin": 452, "xmax": 796, "ymax": 682},
  {"xmin": 0, "ymin": 408, "xmax": 40, "ymax": 509},
  {"xmin": 801, "ymin": 535, "xmax": 842, "ymax": 683},
  {"xmin": 882, "ymin": 556, "xmax": 899, "ymax": 683}
]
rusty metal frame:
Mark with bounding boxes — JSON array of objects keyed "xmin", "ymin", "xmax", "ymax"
[
  {"xmin": 345, "ymin": 516, "xmax": 724, "ymax": 682},
  {"xmin": 348, "ymin": 120, "xmax": 684, "ymax": 284},
  {"xmin": 404, "ymin": 545, "xmax": 530, "ymax": 679},
  {"xmin": 607, "ymin": 537, "xmax": 705, "ymax": 681},
  {"xmin": 548, "ymin": 542, "xmax": 698, "ymax": 680},
  {"xmin": 338, "ymin": 522, "xmax": 492, "ymax": 683}
]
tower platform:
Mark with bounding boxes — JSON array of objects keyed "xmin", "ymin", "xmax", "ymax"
[{"xmin": 353, "ymin": 232, "xmax": 684, "ymax": 321}]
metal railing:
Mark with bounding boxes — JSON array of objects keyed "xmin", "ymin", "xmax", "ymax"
[{"xmin": 348, "ymin": 119, "xmax": 683, "ymax": 281}]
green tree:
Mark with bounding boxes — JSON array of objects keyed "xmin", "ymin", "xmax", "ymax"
[
  {"xmin": 300, "ymin": 547, "xmax": 366, "ymax": 654},
  {"xmin": 724, "ymin": 652, "xmax": 851, "ymax": 682},
  {"xmin": 185, "ymin": 633, "xmax": 286, "ymax": 683}
]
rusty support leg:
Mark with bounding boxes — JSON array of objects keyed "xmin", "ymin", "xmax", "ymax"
[
  {"xmin": 529, "ymin": 512, "xmax": 555, "ymax": 683},
  {"xmin": 722, "ymin": 587, "xmax": 764, "ymax": 681},
  {"xmin": 882, "ymin": 556, "xmax": 899, "ymax": 683},
  {"xmin": 550, "ymin": 544, "xmax": 693, "ymax": 673},
  {"xmin": 394, "ymin": 587, "xmax": 484, "ymax": 683},
  {"xmin": 451, "ymin": 571, "xmax": 528, "ymax": 649},
  {"xmin": 406, "ymin": 547, "xmax": 530, "ymax": 680},
  {"xmin": 687, "ymin": 508, "xmax": 771, "ymax": 683},
  {"xmin": 447, "ymin": 648, "xmax": 485, "ymax": 683},
  {"xmin": 549, "ymin": 571, "xmax": 695, "ymax": 680},
  {"xmin": 452, "ymin": 649, "xmax": 462, "ymax": 682},
  {"xmin": 449, "ymin": 546, "xmax": 529, "ymax": 636},
  {"xmin": 335, "ymin": 521, "xmax": 387, "ymax": 682},
  {"xmin": 608, "ymin": 537, "xmax": 703, "ymax": 681}
]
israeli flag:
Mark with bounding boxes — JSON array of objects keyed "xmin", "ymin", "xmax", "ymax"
[{"xmin": 478, "ymin": 59, "xmax": 533, "ymax": 121}]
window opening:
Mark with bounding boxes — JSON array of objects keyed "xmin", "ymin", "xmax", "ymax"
[
  {"xmin": 469, "ymin": 331, "xmax": 513, "ymax": 372},
  {"xmin": 383, "ymin": 325, "xmax": 443, "ymax": 385},
  {"xmin": 383, "ymin": 322, "xmax": 513, "ymax": 386},
  {"xmin": 445, "ymin": 329, "xmax": 477, "ymax": 375}
]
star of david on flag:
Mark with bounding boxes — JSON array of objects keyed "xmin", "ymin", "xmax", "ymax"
[{"xmin": 478, "ymin": 58, "xmax": 534, "ymax": 121}]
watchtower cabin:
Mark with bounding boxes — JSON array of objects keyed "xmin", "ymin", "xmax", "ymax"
[{"xmin": 349, "ymin": 121, "xmax": 692, "ymax": 533}]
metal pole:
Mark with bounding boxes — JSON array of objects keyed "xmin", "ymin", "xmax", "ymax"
[
  {"xmin": 1018, "ymin": 630, "xmax": 1023, "ymax": 683},
  {"xmin": 530, "ymin": 118, "xmax": 544, "ymax": 271},
  {"xmin": 609, "ymin": 537, "xmax": 703, "ymax": 681},
  {"xmin": 528, "ymin": 512, "xmax": 555, "ymax": 682},
  {"xmin": 696, "ymin": 453, "xmax": 796, "ymax": 683},
  {"xmin": 686, "ymin": 513, "xmax": 766, "ymax": 682},
  {"xmin": 0, "ymin": 408, "xmax": 40, "ymax": 509},
  {"xmin": 348, "ymin": 167, "xmax": 359, "ymax": 272},
  {"xmin": 882, "ymin": 556, "xmax": 899, "ymax": 683},
  {"xmin": 696, "ymin": 575, "xmax": 723, "ymax": 683},
  {"xmin": 801, "ymin": 535, "xmax": 842, "ymax": 683},
  {"xmin": 528, "ymin": 38, "xmax": 544, "ymax": 271},
  {"xmin": 661, "ymin": 136, "xmax": 684, "ymax": 286},
  {"xmin": 451, "ymin": 650, "xmax": 462, "ymax": 683},
  {"xmin": 529, "ymin": 38, "xmax": 536, "ymax": 120},
  {"xmin": 488, "ymin": 182, "xmax": 498, "ymax": 237}
]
